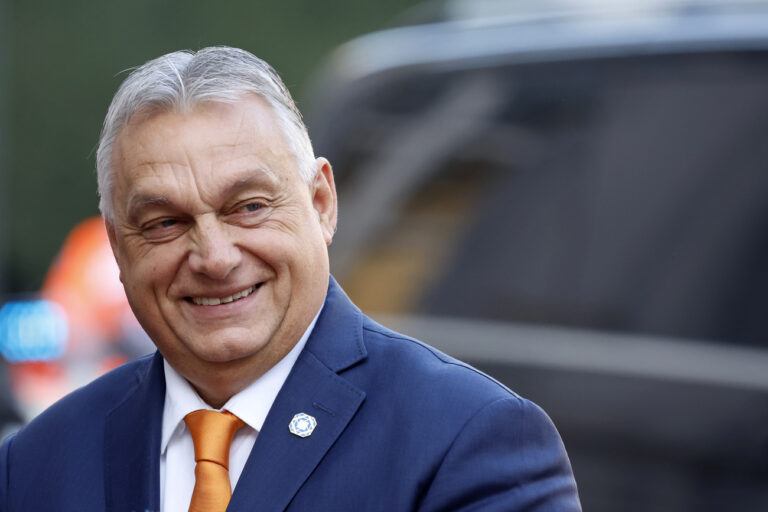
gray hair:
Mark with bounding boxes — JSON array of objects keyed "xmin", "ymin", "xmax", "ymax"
[{"xmin": 96, "ymin": 46, "xmax": 316, "ymax": 220}]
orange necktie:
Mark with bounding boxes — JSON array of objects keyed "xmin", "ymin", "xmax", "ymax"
[{"xmin": 184, "ymin": 410, "xmax": 246, "ymax": 512}]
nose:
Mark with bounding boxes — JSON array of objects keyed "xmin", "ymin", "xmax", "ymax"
[{"xmin": 188, "ymin": 215, "xmax": 242, "ymax": 279}]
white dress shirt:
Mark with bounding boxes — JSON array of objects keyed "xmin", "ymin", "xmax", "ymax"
[{"xmin": 159, "ymin": 309, "xmax": 321, "ymax": 512}]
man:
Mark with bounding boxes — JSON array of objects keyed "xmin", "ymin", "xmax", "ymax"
[{"xmin": 0, "ymin": 46, "xmax": 580, "ymax": 511}]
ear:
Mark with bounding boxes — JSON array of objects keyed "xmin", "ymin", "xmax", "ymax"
[
  {"xmin": 311, "ymin": 157, "xmax": 338, "ymax": 246},
  {"xmin": 104, "ymin": 218, "xmax": 124, "ymax": 283}
]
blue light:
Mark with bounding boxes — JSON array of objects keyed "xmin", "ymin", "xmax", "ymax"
[{"xmin": 0, "ymin": 300, "xmax": 69, "ymax": 362}]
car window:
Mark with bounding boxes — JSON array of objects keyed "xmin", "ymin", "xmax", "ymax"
[{"xmin": 335, "ymin": 51, "xmax": 768, "ymax": 347}]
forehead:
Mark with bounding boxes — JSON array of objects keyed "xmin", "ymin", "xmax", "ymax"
[
  {"xmin": 114, "ymin": 95, "xmax": 289, "ymax": 169},
  {"xmin": 110, "ymin": 96, "xmax": 297, "ymax": 211}
]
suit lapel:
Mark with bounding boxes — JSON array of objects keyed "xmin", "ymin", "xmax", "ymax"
[
  {"xmin": 104, "ymin": 352, "xmax": 165, "ymax": 512},
  {"xmin": 228, "ymin": 278, "xmax": 367, "ymax": 511}
]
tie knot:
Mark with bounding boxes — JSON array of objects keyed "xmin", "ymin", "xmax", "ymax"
[{"xmin": 184, "ymin": 410, "xmax": 246, "ymax": 469}]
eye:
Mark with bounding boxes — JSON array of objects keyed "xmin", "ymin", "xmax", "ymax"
[
  {"xmin": 233, "ymin": 200, "xmax": 268, "ymax": 216},
  {"xmin": 145, "ymin": 218, "xmax": 177, "ymax": 230},
  {"xmin": 141, "ymin": 217, "xmax": 185, "ymax": 242},
  {"xmin": 240, "ymin": 202, "xmax": 262, "ymax": 213},
  {"xmin": 229, "ymin": 199, "xmax": 270, "ymax": 227}
]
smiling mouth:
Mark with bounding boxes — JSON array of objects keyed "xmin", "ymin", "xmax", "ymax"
[{"xmin": 187, "ymin": 284, "xmax": 260, "ymax": 306}]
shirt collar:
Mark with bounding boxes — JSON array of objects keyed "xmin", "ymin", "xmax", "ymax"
[{"xmin": 161, "ymin": 305, "xmax": 323, "ymax": 453}]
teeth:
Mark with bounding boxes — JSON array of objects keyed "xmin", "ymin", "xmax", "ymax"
[{"xmin": 192, "ymin": 285, "xmax": 257, "ymax": 306}]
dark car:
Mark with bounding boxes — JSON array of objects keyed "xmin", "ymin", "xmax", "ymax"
[{"xmin": 306, "ymin": 1, "xmax": 768, "ymax": 510}]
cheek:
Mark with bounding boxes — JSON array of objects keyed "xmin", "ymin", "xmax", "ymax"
[
  {"xmin": 120, "ymin": 247, "xmax": 175, "ymax": 293},
  {"xmin": 256, "ymin": 233, "xmax": 312, "ymax": 271}
]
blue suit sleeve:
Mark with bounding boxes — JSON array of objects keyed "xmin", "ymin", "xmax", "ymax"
[
  {"xmin": 419, "ymin": 397, "xmax": 581, "ymax": 511},
  {"xmin": 0, "ymin": 434, "xmax": 14, "ymax": 512}
]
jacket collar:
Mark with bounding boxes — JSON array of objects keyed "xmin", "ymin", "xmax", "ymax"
[
  {"xmin": 303, "ymin": 276, "xmax": 368, "ymax": 373},
  {"xmin": 228, "ymin": 276, "xmax": 367, "ymax": 511}
]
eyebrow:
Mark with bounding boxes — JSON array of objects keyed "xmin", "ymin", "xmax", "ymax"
[
  {"xmin": 223, "ymin": 167, "xmax": 281, "ymax": 197},
  {"xmin": 124, "ymin": 167, "xmax": 280, "ymax": 221},
  {"xmin": 125, "ymin": 194, "xmax": 173, "ymax": 223}
]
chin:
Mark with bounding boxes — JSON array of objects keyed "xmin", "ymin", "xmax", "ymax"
[{"xmin": 191, "ymin": 339, "xmax": 267, "ymax": 364}]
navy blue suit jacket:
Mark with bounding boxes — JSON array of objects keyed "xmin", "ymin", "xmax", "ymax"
[{"xmin": 0, "ymin": 279, "xmax": 580, "ymax": 511}]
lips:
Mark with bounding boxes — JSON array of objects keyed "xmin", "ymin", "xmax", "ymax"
[{"xmin": 188, "ymin": 284, "xmax": 259, "ymax": 306}]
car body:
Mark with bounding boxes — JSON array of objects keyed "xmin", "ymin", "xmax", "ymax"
[{"xmin": 306, "ymin": 1, "xmax": 768, "ymax": 510}]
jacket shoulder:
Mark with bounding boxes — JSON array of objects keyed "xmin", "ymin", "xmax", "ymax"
[
  {"xmin": 13, "ymin": 353, "xmax": 156, "ymax": 445},
  {"xmin": 357, "ymin": 317, "xmax": 580, "ymax": 511},
  {"xmin": 360, "ymin": 316, "xmax": 521, "ymax": 408}
]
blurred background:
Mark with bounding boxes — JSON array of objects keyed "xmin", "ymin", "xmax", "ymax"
[{"xmin": 2, "ymin": 0, "xmax": 768, "ymax": 510}]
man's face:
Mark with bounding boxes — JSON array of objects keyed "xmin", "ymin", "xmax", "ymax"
[{"xmin": 106, "ymin": 95, "xmax": 337, "ymax": 405}]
